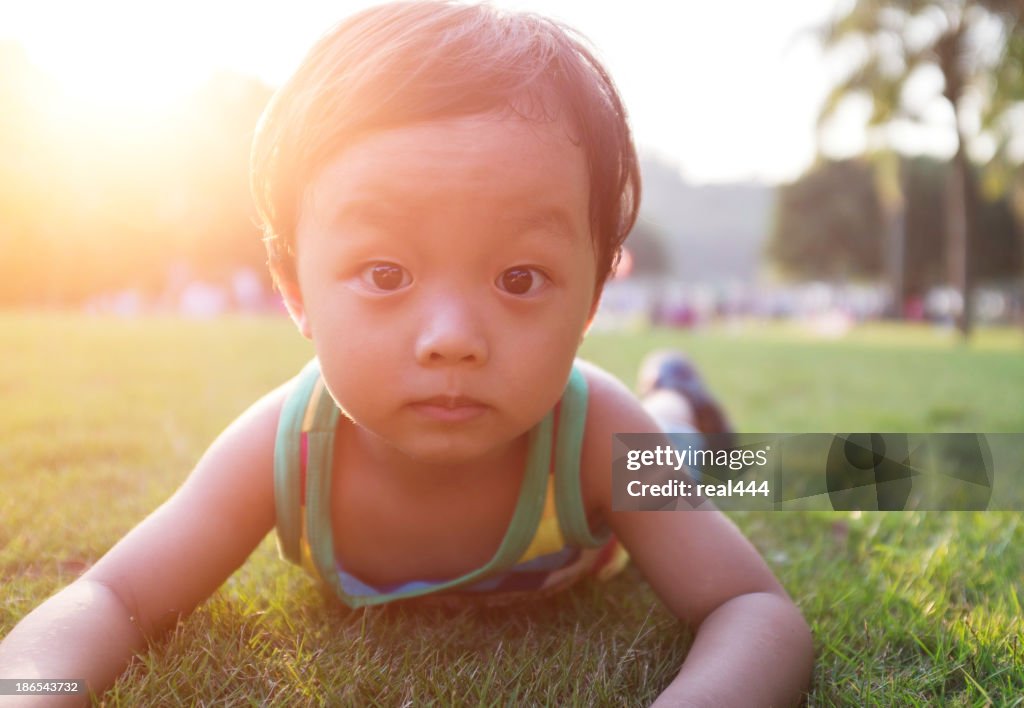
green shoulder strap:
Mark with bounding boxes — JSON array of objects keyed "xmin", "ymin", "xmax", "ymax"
[
  {"xmin": 273, "ymin": 358, "xmax": 323, "ymax": 565},
  {"xmin": 554, "ymin": 364, "xmax": 611, "ymax": 548}
]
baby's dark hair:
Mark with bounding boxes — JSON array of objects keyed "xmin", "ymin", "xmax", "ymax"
[{"xmin": 250, "ymin": 1, "xmax": 640, "ymax": 289}]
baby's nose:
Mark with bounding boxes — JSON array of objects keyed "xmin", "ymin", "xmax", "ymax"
[{"xmin": 413, "ymin": 297, "xmax": 488, "ymax": 367}]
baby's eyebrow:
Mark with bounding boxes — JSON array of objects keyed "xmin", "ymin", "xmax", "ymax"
[
  {"xmin": 315, "ymin": 190, "xmax": 582, "ymax": 243},
  {"xmin": 501, "ymin": 207, "xmax": 579, "ymax": 241}
]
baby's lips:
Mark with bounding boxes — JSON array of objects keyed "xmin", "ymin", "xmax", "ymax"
[
  {"xmin": 412, "ymin": 394, "xmax": 487, "ymax": 409},
  {"xmin": 408, "ymin": 395, "xmax": 490, "ymax": 422}
]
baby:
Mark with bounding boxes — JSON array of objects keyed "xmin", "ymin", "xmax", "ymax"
[{"xmin": 0, "ymin": 2, "xmax": 812, "ymax": 704}]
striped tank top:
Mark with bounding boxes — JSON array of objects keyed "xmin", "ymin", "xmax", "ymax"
[{"xmin": 273, "ymin": 359, "xmax": 629, "ymax": 608}]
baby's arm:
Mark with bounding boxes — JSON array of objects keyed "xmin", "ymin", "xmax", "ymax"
[
  {"xmin": 0, "ymin": 382, "xmax": 288, "ymax": 705},
  {"xmin": 578, "ymin": 362, "xmax": 814, "ymax": 707}
]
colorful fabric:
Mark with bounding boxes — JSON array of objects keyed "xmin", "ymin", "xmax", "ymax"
[{"xmin": 274, "ymin": 359, "xmax": 629, "ymax": 608}]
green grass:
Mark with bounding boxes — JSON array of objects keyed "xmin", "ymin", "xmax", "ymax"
[{"xmin": 1, "ymin": 314, "xmax": 1022, "ymax": 705}]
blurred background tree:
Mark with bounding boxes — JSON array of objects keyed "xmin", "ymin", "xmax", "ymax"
[
  {"xmin": 815, "ymin": 0, "xmax": 1024, "ymax": 336},
  {"xmin": 769, "ymin": 159, "xmax": 885, "ymax": 282},
  {"xmin": 769, "ymin": 155, "xmax": 1022, "ymax": 296}
]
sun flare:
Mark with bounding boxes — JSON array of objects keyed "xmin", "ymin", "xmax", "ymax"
[
  {"xmin": 26, "ymin": 36, "xmax": 207, "ymax": 115},
  {"xmin": 3, "ymin": 3, "xmax": 231, "ymax": 116}
]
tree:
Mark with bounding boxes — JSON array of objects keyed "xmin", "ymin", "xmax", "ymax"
[
  {"xmin": 979, "ymin": 7, "xmax": 1024, "ymax": 299},
  {"xmin": 818, "ymin": 0, "xmax": 1024, "ymax": 336},
  {"xmin": 769, "ymin": 155, "xmax": 1022, "ymax": 294},
  {"xmin": 769, "ymin": 159, "xmax": 885, "ymax": 282}
]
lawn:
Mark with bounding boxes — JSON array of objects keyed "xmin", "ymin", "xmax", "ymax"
[{"xmin": 1, "ymin": 314, "xmax": 1022, "ymax": 705}]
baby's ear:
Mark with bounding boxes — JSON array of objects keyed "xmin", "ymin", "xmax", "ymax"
[{"xmin": 274, "ymin": 273, "xmax": 312, "ymax": 340}]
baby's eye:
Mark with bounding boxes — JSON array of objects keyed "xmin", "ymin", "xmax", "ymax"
[
  {"xmin": 359, "ymin": 262, "xmax": 412, "ymax": 292},
  {"xmin": 496, "ymin": 266, "xmax": 547, "ymax": 296}
]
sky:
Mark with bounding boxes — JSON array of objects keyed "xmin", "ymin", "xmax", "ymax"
[{"xmin": 0, "ymin": 0, "xmax": 924, "ymax": 185}]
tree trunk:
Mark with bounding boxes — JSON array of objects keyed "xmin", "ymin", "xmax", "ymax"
[
  {"xmin": 947, "ymin": 136, "xmax": 973, "ymax": 338},
  {"xmin": 874, "ymin": 152, "xmax": 906, "ymax": 318},
  {"xmin": 1014, "ymin": 175, "xmax": 1024, "ymax": 332}
]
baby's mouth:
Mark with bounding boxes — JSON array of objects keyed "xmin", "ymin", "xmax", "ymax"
[
  {"xmin": 417, "ymin": 394, "xmax": 484, "ymax": 408},
  {"xmin": 409, "ymin": 395, "xmax": 489, "ymax": 422}
]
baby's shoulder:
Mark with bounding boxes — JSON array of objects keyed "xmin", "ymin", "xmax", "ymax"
[
  {"xmin": 573, "ymin": 359, "xmax": 663, "ymax": 514},
  {"xmin": 214, "ymin": 375, "xmax": 299, "ymax": 459},
  {"xmin": 573, "ymin": 358, "xmax": 657, "ymax": 433},
  {"xmin": 169, "ymin": 375, "xmax": 300, "ymax": 519},
  {"xmin": 172, "ymin": 370, "xmax": 310, "ymax": 518}
]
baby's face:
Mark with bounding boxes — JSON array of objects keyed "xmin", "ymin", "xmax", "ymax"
[{"xmin": 289, "ymin": 114, "xmax": 598, "ymax": 464}]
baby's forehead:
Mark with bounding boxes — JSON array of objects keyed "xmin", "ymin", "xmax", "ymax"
[
  {"xmin": 303, "ymin": 114, "xmax": 590, "ymax": 221},
  {"xmin": 315, "ymin": 110, "xmax": 583, "ymax": 175}
]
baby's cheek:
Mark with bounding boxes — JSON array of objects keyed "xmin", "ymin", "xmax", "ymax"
[{"xmin": 510, "ymin": 349, "xmax": 576, "ymax": 416}]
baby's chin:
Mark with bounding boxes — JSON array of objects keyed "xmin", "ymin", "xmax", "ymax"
[
  {"xmin": 352, "ymin": 415, "xmax": 535, "ymax": 471},
  {"xmin": 390, "ymin": 428, "xmax": 528, "ymax": 468}
]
